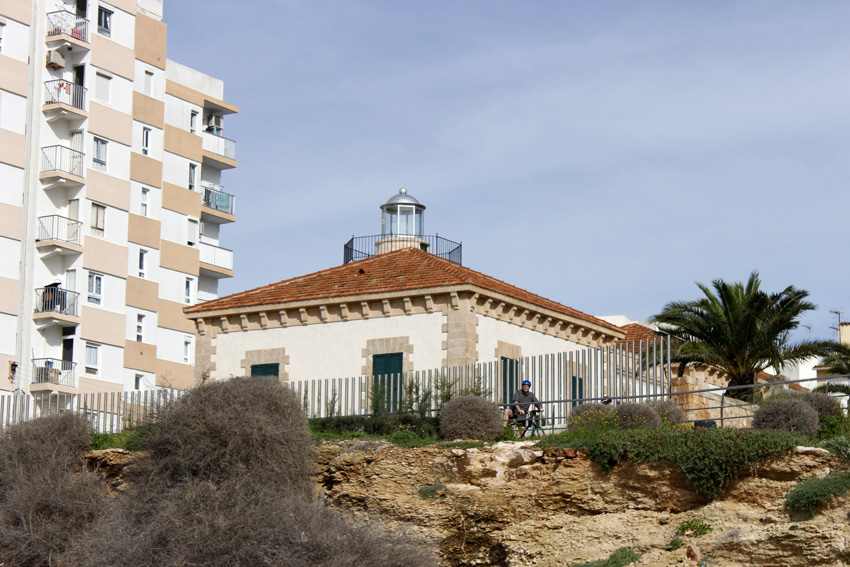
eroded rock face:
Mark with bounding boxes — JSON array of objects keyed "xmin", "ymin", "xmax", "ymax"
[{"xmin": 316, "ymin": 442, "xmax": 850, "ymax": 567}]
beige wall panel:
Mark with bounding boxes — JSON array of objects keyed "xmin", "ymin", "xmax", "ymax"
[
  {"xmin": 158, "ymin": 298, "xmax": 195, "ymax": 333},
  {"xmin": 164, "ymin": 125, "xmax": 202, "ymax": 161},
  {"xmin": 0, "ymin": 128, "xmax": 26, "ymax": 168},
  {"xmin": 128, "ymin": 213, "xmax": 160, "ymax": 249},
  {"xmin": 83, "ymin": 238, "xmax": 128, "ymax": 278},
  {"xmin": 132, "ymin": 92, "xmax": 164, "ymax": 128},
  {"xmin": 89, "ymin": 102, "xmax": 133, "ymax": 146},
  {"xmin": 0, "ymin": 56, "xmax": 29, "ymax": 96},
  {"xmin": 162, "ymin": 181, "xmax": 200, "ymax": 217},
  {"xmin": 86, "ymin": 169, "xmax": 131, "ymax": 211},
  {"xmin": 107, "ymin": 0, "xmax": 137, "ymax": 14},
  {"xmin": 165, "ymin": 79, "xmax": 204, "ymax": 106},
  {"xmin": 159, "ymin": 240, "xmax": 199, "ymax": 275},
  {"xmin": 0, "ymin": 276, "xmax": 20, "ymax": 316},
  {"xmin": 130, "ymin": 152, "xmax": 162, "ymax": 187},
  {"xmin": 126, "ymin": 276, "xmax": 158, "ymax": 312},
  {"xmin": 77, "ymin": 376, "xmax": 123, "ymax": 394},
  {"xmin": 124, "ymin": 339, "xmax": 158, "ymax": 373},
  {"xmin": 156, "ymin": 358, "xmax": 195, "ymax": 390},
  {"xmin": 0, "ymin": 2, "xmax": 31, "ymax": 25},
  {"xmin": 80, "ymin": 306, "xmax": 126, "ymax": 347},
  {"xmin": 0, "ymin": 203, "xmax": 22, "ymax": 241},
  {"xmin": 135, "ymin": 14, "xmax": 167, "ymax": 70},
  {"xmin": 91, "ymin": 35, "xmax": 135, "ymax": 80}
]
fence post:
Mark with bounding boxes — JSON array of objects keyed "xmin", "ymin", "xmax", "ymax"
[{"xmin": 720, "ymin": 393, "xmax": 725, "ymax": 428}]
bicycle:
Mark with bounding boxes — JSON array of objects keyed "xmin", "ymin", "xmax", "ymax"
[{"xmin": 508, "ymin": 408, "xmax": 545, "ymax": 439}]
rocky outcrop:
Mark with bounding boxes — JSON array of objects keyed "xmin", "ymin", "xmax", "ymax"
[{"xmin": 316, "ymin": 441, "xmax": 850, "ymax": 567}]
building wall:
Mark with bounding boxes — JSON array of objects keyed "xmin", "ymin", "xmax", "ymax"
[{"xmin": 477, "ymin": 315, "xmax": 586, "ymax": 360}]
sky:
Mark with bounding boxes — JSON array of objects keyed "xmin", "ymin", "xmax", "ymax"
[{"xmin": 163, "ymin": 1, "xmax": 849, "ymax": 342}]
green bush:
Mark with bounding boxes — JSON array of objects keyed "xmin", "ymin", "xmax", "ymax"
[
  {"xmin": 820, "ymin": 435, "xmax": 850, "ymax": 460},
  {"xmin": 652, "ymin": 399, "xmax": 686, "ymax": 426},
  {"xmin": 785, "ymin": 471, "xmax": 850, "ymax": 518},
  {"xmin": 818, "ymin": 414, "xmax": 850, "ymax": 440},
  {"xmin": 615, "ymin": 403, "xmax": 662, "ymax": 430},
  {"xmin": 753, "ymin": 397, "xmax": 819, "ymax": 437},
  {"xmin": 542, "ymin": 427, "xmax": 808, "ymax": 500},
  {"xmin": 439, "ymin": 396, "xmax": 503, "ymax": 441},
  {"xmin": 90, "ymin": 425, "xmax": 151, "ymax": 451},
  {"xmin": 567, "ymin": 403, "xmax": 618, "ymax": 435},
  {"xmin": 572, "ymin": 547, "xmax": 641, "ymax": 567},
  {"xmin": 675, "ymin": 518, "xmax": 712, "ymax": 537},
  {"xmin": 310, "ymin": 414, "xmax": 439, "ymax": 439}
]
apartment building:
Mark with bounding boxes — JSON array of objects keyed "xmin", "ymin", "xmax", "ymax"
[{"xmin": 0, "ymin": 0, "xmax": 237, "ymax": 395}]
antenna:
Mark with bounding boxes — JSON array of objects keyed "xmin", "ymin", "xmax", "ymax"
[
  {"xmin": 829, "ymin": 308, "xmax": 844, "ymax": 337},
  {"xmin": 800, "ymin": 324, "xmax": 812, "ymax": 339}
]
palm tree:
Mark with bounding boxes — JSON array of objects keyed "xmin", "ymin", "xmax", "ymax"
[
  {"xmin": 819, "ymin": 343, "xmax": 850, "ymax": 376},
  {"xmin": 652, "ymin": 272, "xmax": 836, "ymax": 400}
]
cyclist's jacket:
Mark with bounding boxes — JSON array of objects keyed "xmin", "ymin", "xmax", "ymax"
[{"xmin": 511, "ymin": 390, "xmax": 542, "ymax": 413}]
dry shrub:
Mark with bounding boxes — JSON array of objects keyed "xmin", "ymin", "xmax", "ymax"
[
  {"xmin": 799, "ymin": 392, "xmax": 842, "ymax": 418},
  {"xmin": 753, "ymin": 397, "xmax": 819, "ymax": 437},
  {"xmin": 0, "ymin": 413, "xmax": 106, "ymax": 567},
  {"xmin": 652, "ymin": 399, "xmax": 687, "ymax": 426},
  {"xmin": 136, "ymin": 376, "xmax": 314, "ymax": 492},
  {"xmin": 615, "ymin": 403, "xmax": 662, "ymax": 430},
  {"xmin": 439, "ymin": 395, "xmax": 503, "ymax": 441},
  {"xmin": 567, "ymin": 403, "xmax": 617, "ymax": 432}
]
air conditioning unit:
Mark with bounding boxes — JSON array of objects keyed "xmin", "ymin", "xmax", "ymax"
[
  {"xmin": 46, "ymin": 49, "xmax": 66, "ymax": 69},
  {"xmin": 207, "ymin": 115, "xmax": 223, "ymax": 130}
]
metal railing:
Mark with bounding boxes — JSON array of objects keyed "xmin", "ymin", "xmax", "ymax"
[
  {"xmin": 31, "ymin": 358, "xmax": 77, "ymax": 388},
  {"xmin": 199, "ymin": 242, "xmax": 234, "ymax": 270},
  {"xmin": 41, "ymin": 145, "xmax": 85, "ymax": 178},
  {"xmin": 344, "ymin": 234, "xmax": 463, "ymax": 264},
  {"xmin": 44, "ymin": 79, "xmax": 87, "ymax": 111},
  {"xmin": 201, "ymin": 183, "xmax": 236, "ymax": 215},
  {"xmin": 202, "ymin": 131, "xmax": 237, "ymax": 160},
  {"xmin": 34, "ymin": 287, "xmax": 80, "ymax": 317},
  {"xmin": 46, "ymin": 11, "xmax": 89, "ymax": 42},
  {"xmin": 37, "ymin": 215, "xmax": 82, "ymax": 245}
]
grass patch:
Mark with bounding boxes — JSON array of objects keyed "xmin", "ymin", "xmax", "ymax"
[
  {"xmin": 541, "ymin": 427, "xmax": 809, "ymax": 500},
  {"xmin": 665, "ymin": 537, "xmax": 684, "ymax": 551},
  {"xmin": 90, "ymin": 426, "xmax": 151, "ymax": 451},
  {"xmin": 572, "ymin": 547, "xmax": 641, "ymax": 567},
  {"xmin": 785, "ymin": 471, "xmax": 850, "ymax": 518},
  {"xmin": 418, "ymin": 482, "xmax": 447, "ymax": 499},
  {"xmin": 675, "ymin": 518, "xmax": 712, "ymax": 538}
]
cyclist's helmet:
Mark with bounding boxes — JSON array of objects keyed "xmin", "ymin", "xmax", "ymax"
[{"xmin": 521, "ymin": 380, "xmax": 531, "ymax": 387}]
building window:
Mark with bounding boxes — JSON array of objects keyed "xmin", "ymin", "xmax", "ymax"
[
  {"xmin": 97, "ymin": 7, "xmax": 112, "ymax": 37},
  {"xmin": 183, "ymin": 337, "xmax": 193, "ymax": 364},
  {"xmin": 90, "ymin": 202, "xmax": 105, "ymax": 236},
  {"xmin": 85, "ymin": 343, "xmax": 99, "ymax": 375},
  {"xmin": 0, "ymin": 22, "xmax": 5, "ymax": 54},
  {"xmin": 134, "ymin": 374, "xmax": 143, "ymax": 390},
  {"xmin": 189, "ymin": 110, "xmax": 198, "ymax": 134},
  {"xmin": 136, "ymin": 314, "xmax": 144, "ymax": 342},
  {"xmin": 251, "ymin": 364, "xmax": 279, "ymax": 378},
  {"xmin": 143, "ymin": 70, "xmax": 153, "ymax": 96},
  {"xmin": 93, "ymin": 138, "xmax": 107, "ymax": 171},
  {"xmin": 87, "ymin": 272, "xmax": 103, "ymax": 304},
  {"xmin": 95, "ymin": 72, "xmax": 110, "ymax": 103},
  {"xmin": 571, "ymin": 375, "xmax": 585, "ymax": 408},
  {"xmin": 187, "ymin": 219, "xmax": 198, "ymax": 247},
  {"xmin": 184, "ymin": 277, "xmax": 193, "ymax": 304},
  {"xmin": 140, "ymin": 188, "xmax": 149, "ymax": 217},
  {"xmin": 138, "ymin": 249, "xmax": 147, "ymax": 278},
  {"xmin": 141, "ymin": 127, "xmax": 151, "ymax": 155},
  {"xmin": 188, "ymin": 163, "xmax": 196, "ymax": 191}
]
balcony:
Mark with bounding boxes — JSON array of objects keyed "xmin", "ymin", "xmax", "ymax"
[
  {"xmin": 33, "ymin": 286, "xmax": 80, "ymax": 327},
  {"xmin": 43, "ymin": 80, "xmax": 87, "ymax": 122},
  {"xmin": 31, "ymin": 358, "xmax": 77, "ymax": 393},
  {"xmin": 344, "ymin": 234, "xmax": 463, "ymax": 265},
  {"xmin": 201, "ymin": 182, "xmax": 236, "ymax": 222},
  {"xmin": 46, "ymin": 11, "xmax": 89, "ymax": 50},
  {"xmin": 40, "ymin": 145, "xmax": 85, "ymax": 186},
  {"xmin": 202, "ymin": 132, "xmax": 237, "ymax": 169},
  {"xmin": 36, "ymin": 215, "xmax": 83, "ymax": 257},
  {"xmin": 199, "ymin": 242, "xmax": 234, "ymax": 278}
]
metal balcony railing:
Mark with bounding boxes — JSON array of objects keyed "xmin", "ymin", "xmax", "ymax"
[
  {"xmin": 199, "ymin": 242, "xmax": 234, "ymax": 270},
  {"xmin": 41, "ymin": 145, "xmax": 85, "ymax": 178},
  {"xmin": 46, "ymin": 11, "xmax": 89, "ymax": 43},
  {"xmin": 34, "ymin": 286, "xmax": 80, "ymax": 317},
  {"xmin": 202, "ymin": 131, "xmax": 237, "ymax": 160},
  {"xmin": 44, "ymin": 79, "xmax": 87, "ymax": 111},
  {"xmin": 344, "ymin": 234, "xmax": 462, "ymax": 265},
  {"xmin": 37, "ymin": 215, "xmax": 83, "ymax": 245},
  {"xmin": 201, "ymin": 183, "xmax": 236, "ymax": 215},
  {"xmin": 31, "ymin": 358, "xmax": 77, "ymax": 388}
]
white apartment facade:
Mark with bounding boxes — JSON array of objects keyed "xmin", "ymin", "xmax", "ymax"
[{"xmin": 0, "ymin": 0, "xmax": 237, "ymax": 395}]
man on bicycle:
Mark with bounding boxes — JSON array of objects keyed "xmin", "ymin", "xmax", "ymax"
[{"xmin": 504, "ymin": 380, "xmax": 543, "ymax": 425}]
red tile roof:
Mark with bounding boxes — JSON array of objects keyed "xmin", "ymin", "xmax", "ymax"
[
  {"xmin": 185, "ymin": 248, "xmax": 620, "ymax": 332},
  {"xmin": 617, "ymin": 322, "xmax": 660, "ymax": 343}
]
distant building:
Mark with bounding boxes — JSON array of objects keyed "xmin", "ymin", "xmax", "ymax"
[
  {"xmin": 0, "ymin": 0, "xmax": 238, "ymax": 395},
  {"xmin": 185, "ymin": 190, "xmax": 625, "ymax": 396}
]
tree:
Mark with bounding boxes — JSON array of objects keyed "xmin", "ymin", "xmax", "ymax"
[
  {"xmin": 819, "ymin": 343, "xmax": 850, "ymax": 376},
  {"xmin": 652, "ymin": 272, "xmax": 836, "ymax": 400}
]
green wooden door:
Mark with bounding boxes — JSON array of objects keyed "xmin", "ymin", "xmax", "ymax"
[{"xmin": 372, "ymin": 353, "xmax": 403, "ymax": 412}]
